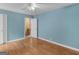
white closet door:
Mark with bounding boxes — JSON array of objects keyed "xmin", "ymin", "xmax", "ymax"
[
  {"xmin": 0, "ymin": 14, "xmax": 3, "ymax": 44},
  {"xmin": 0, "ymin": 14, "xmax": 7, "ymax": 44},
  {"xmin": 31, "ymin": 18, "xmax": 37, "ymax": 38}
]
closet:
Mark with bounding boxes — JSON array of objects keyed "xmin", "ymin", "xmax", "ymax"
[{"xmin": 0, "ymin": 14, "xmax": 7, "ymax": 44}]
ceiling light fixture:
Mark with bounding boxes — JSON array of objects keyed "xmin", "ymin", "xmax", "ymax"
[{"xmin": 30, "ymin": 3, "xmax": 39, "ymax": 11}]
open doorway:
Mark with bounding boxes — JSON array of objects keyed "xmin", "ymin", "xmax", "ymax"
[
  {"xmin": 24, "ymin": 17, "xmax": 37, "ymax": 38},
  {"xmin": 24, "ymin": 17, "xmax": 38, "ymax": 48},
  {"xmin": 24, "ymin": 17, "xmax": 31, "ymax": 37}
]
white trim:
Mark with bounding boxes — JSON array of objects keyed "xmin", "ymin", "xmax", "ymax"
[
  {"xmin": 24, "ymin": 17, "xmax": 26, "ymax": 38},
  {"xmin": 8, "ymin": 38, "xmax": 24, "ymax": 43},
  {"xmin": 0, "ymin": 14, "xmax": 4, "ymax": 44},
  {"xmin": 3, "ymin": 14, "xmax": 7, "ymax": 43},
  {"xmin": 6, "ymin": 14, "xmax": 7, "ymax": 43},
  {"xmin": 0, "ymin": 14, "xmax": 7, "ymax": 44},
  {"xmin": 5, "ymin": 37, "xmax": 79, "ymax": 52},
  {"xmin": 38, "ymin": 37, "xmax": 79, "ymax": 52},
  {"xmin": 24, "ymin": 17, "xmax": 31, "ymax": 38}
]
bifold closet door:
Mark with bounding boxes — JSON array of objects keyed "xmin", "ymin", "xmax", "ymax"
[
  {"xmin": 0, "ymin": 14, "xmax": 3, "ymax": 44},
  {"xmin": 0, "ymin": 14, "xmax": 7, "ymax": 44}
]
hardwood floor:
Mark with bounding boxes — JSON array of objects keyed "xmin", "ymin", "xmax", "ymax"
[{"xmin": 0, "ymin": 37, "xmax": 79, "ymax": 55}]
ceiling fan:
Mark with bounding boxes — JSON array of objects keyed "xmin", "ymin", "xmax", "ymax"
[{"xmin": 22, "ymin": 3, "xmax": 40, "ymax": 12}]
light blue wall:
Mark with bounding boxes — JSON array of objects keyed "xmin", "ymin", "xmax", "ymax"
[
  {"xmin": 0, "ymin": 9, "xmax": 26, "ymax": 41},
  {"xmin": 37, "ymin": 4, "xmax": 79, "ymax": 49}
]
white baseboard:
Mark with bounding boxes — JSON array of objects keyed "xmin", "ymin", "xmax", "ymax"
[
  {"xmin": 8, "ymin": 38, "xmax": 24, "ymax": 43},
  {"xmin": 8, "ymin": 36, "xmax": 32, "ymax": 43},
  {"xmin": 38, "ymin": 37, "xmax": 79, "ymax": 52},
  {"xmin": 6, "ymin": 37, "xmax": 79, "ymax": 52}
]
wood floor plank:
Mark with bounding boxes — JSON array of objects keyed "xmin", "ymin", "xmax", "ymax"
[{"xmin": 0, "ymin": 37, "xmax": 79, "ymax": 55}]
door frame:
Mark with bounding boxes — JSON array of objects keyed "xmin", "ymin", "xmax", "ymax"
[
  {"xmin": 3, "ymin": 14, "xmax": 7, "ymax": 44},
  {"xmin": 24, "ymin": 17, "xmax": 31, "ymax": 38},
  {"xmin": 0, "ymin": 14, "xmax": 7, "ymax": 44},
  {"xmin": 24, "ymin": 17, "xmax": 37, "ymax": 38}
]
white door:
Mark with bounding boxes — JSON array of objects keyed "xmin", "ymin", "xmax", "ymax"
[
  {"xmin": 0, "ymin": 14, "xmax": 7, "ymax": 44},
  {"xmin": 0, "ymin": 14, "xmax": 3, "ymax": 44},
  {"xmin": 31, "ymin": 18, "xmax": 37, "ymax": 38}
]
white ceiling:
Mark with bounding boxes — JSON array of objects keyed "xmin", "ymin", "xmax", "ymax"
[{"xmin": 0, "ymin": 3, "xmax": 74, "ymax": 15}]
